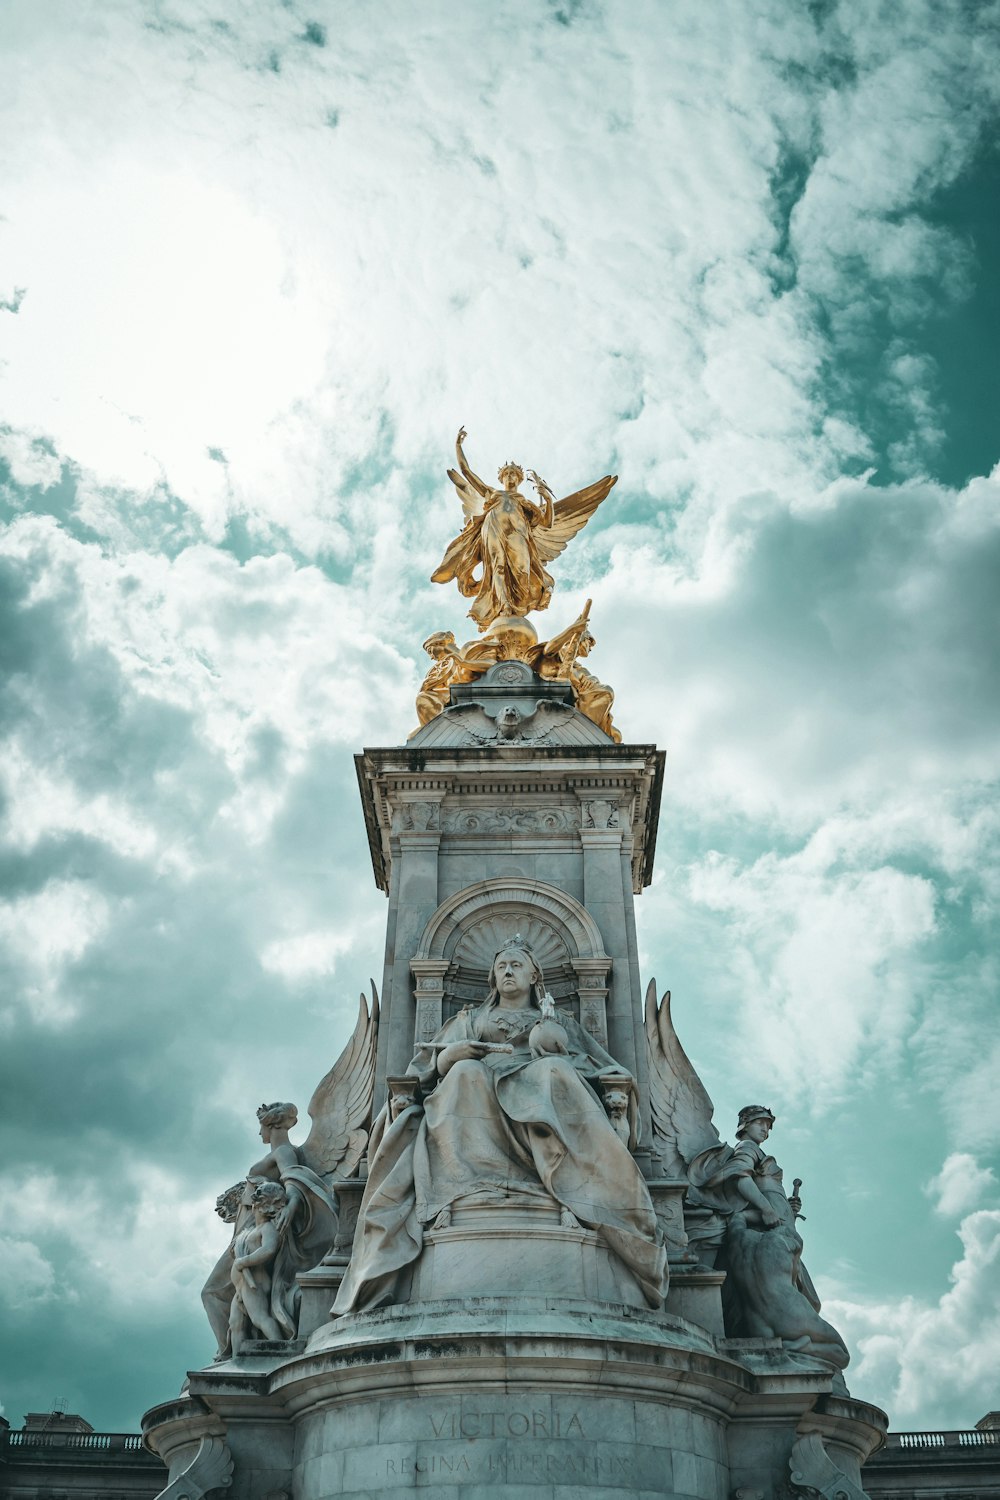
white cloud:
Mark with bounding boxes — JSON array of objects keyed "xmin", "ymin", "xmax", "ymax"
[
  {"xmin": 0, "ymin": 880, "xmax": 111, "ymax": 1026},
  {"xmin": 260, "ymin": 927, "xmax": 356, "ymax": 982},
  {"xmin": 683, "ymin": 847, "xmax": 937, "ymax": 1106},
  {"xmin": 0, "ymin": 1236, "xmax": 57, "ymax": 1308},
  {"xmin": 1, "ymin": 0, "xmax": 990, "ymax": 557},
  {"xmin": 828, "ymin": 1209, "xmax": 1000, "ymax": 1428},
  {"xmin": 0, "ymin": 741, "xmax": 159, "ymax": 863},
  {"xmin": 0, "ymin": 1167, "xmax": 216, "ymax": 1312},
  {"xmin": 925, "ymin": 1153, "xmax": 999, "ymax": 1219},
  {"xmin": 913, "ymin": 990, "xmax": 1000, "ymax": 1158}
]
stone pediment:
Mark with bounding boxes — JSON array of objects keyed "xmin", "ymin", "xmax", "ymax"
[{"xmin": 407, "ymin": 660, "xmax": 614, "ymax": 748}]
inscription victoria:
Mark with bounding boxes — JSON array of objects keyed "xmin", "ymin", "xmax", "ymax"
[
  {"xmin": 428, "ymin": 1408, "xmax": 585, "ymax": 1439},
  {"xmin": 380, "ymin": 1408, "xmax": 634, "ymax": 1482}
]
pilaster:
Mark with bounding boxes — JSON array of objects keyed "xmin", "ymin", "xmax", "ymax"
[
  {"xmin": 569, "ymin": 955, "xmax": 612, "ymax": 1045},
  {"xmin": 408, "ymin": 957, "xmax": 450, "ymax": 1044}
]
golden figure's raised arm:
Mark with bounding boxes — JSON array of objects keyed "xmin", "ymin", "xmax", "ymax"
[
  {"xmin": 454, "ymin": 426, "xmax": 491, "ymax": 501},
  {"xmin": 437, "ymin": 427, "xmax": 493, "ymax": 542}
]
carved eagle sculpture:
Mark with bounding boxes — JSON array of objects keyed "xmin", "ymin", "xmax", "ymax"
[
  {"xmin": 299, "ymin": 985, "xmax": 380, "ymax": 1182},
  {"xmin": 644, "ymin": 981, "xmax": 722, "ymax": 1179}
]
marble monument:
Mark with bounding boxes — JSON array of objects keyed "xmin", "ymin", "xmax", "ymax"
[{"xmin": 143, "ymin": 432, "xmax": 887, "ymax": 1498}]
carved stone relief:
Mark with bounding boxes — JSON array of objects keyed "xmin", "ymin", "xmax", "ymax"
[
  {"xmin": 397, "ymin": 801, "xmax": 441, "ymax": 832},
  {"xmin": 443, "ymin": 806, "xmax": 578, "ymax": 835},
  {"xmin": 582, "ymin": 798, "xmax": 620, "ymax": 829},
  {"xmin": 789, "ymin": 1433, "xmax": 870, "ymax": 1500},
  {"xmin": 154, "ymin": 1435, "xmax": 233, "ymax": 1500}
]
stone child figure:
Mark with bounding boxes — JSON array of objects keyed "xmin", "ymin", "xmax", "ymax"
[
  {"xmin": 200, "ymin": 992, "xmax": 379, "ymax": 1358},
  {"xmin": 228, "ymin": 1180, "xmax": 288, "ymax": 1355},
  {"xmin": 335, "ymin": 939, "xmax": 667, "ymax": 1314},
  {"xmin": 201, "ymin": 1102, "xmax": 339, "ymax": 1359}
]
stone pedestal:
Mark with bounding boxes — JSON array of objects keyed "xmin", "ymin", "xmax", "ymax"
[
  {"xmin": 145, "ymin": 1297, "xmax": 886, "ymax": 1500},
  {"xmin": 289, "ymin": 1299, "xmax": 738, "ymax": 1498},
  {"xmin": 409, "ymin": 1200, "xmax": 650, "ymax": 1309}
]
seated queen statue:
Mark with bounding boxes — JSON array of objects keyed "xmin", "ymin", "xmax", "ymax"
[{"xmin": 334, "ymin": 938, "xmax": 668, "ymax": 1314}]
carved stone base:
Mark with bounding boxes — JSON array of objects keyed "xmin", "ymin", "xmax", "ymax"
[
  {"xmin": 667, "ymin": 1267, "xmax": 727, "ymax": 1336},
  {"xmin": 408, "ymin": 1198, "xmax": 651, "ymax": 1309},
  {"xmin": 296, "ymin": 1257, "xmax": 349, "ymax": 1342},
  {"xmin": 144, "ymin": 1298, "xmax": 887, "ymax": 1500},
  {"xmin": 290, "ymin": 1297, "xmax": 738, "ymax": 1497}
]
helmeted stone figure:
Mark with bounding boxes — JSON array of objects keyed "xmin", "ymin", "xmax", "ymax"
[{"xmin": 646, "ymin": 989, "xmax": 849, "ymax": 1367}]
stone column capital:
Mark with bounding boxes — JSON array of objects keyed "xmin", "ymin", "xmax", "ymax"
[
  {"xmin": 409, "ymin": 957, "xmax": 451, "ymax": 983},
  {"xmin": 570, "ymin": 955, "xmax": 612, "ymax": 983}
]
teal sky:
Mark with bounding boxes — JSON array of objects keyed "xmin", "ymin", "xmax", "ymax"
[{"xmin": 1, "ymin": 0, "xmax": 998, "ymax": 1436}]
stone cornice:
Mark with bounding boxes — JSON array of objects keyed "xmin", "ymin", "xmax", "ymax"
[{"xmin": 356, "ymin": 743, "xmax": 664, "ymax": 894}]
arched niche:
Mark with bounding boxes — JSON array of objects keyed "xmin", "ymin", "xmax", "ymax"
[{"xmin": 409, "ymin": 878, "xmax": 613, "ymax": 1044}]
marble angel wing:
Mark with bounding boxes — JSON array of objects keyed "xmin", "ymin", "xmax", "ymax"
[
  {"xmin": 644, "ymin": 980, "xmax": 721, "ymax": 1177},
  {"xmin": 299, "ymin": 985, "xmax": 380, "ymax": 1181},
  {"xmin": 533, "ymin": 475, "xmax": 617, "ymax": 564}
]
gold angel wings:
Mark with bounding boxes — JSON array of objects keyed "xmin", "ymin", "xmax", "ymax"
[{"xmin": 431, "ymin": 427, "xmax": 617, "ymax": 631}]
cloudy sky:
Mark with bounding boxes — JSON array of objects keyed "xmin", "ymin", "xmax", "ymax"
[{"xmin": 1, "ymin": 0, "xmax": 998, "ymax": 1437}]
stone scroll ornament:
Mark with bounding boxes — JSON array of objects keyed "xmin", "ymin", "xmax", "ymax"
[
  {"xmin": 789, "ymin": 1433, "xmax": 871, "ymax": 1500},
  {"xmin": 201, "ymin": 989, "xmax": 379, "ymax": 1359},
  {"xmin": 152, "ymin": 1435, "xmax": 233, "ymax": 1500},
  {"xmin": 644, "ymin": 982, "xmax": 850, "ymax": 1370}
]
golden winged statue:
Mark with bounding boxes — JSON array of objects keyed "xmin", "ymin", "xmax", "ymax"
[
  {"xmin": 431, "ymin": 428, "xmax": 617, "ymax": 631},
  {"xmin": 531, "ymin": 600, "xmax": 622, "ymax": 743}
]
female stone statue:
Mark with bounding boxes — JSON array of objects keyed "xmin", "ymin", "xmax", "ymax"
[
  {"xmin": 201, "ymin": 993, "xmax": 379, "ymax": 1357},
  {"xmin": 431, "ymin": 428, "xmax": 617, "ymax": 631},
  {"xmin": 202, "ymin": 1103, "xmax": 339, "ymax": 1357},
  {"xmin": 335, "ymin": 939, "xmax": 667, "ymax": 1314}
]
